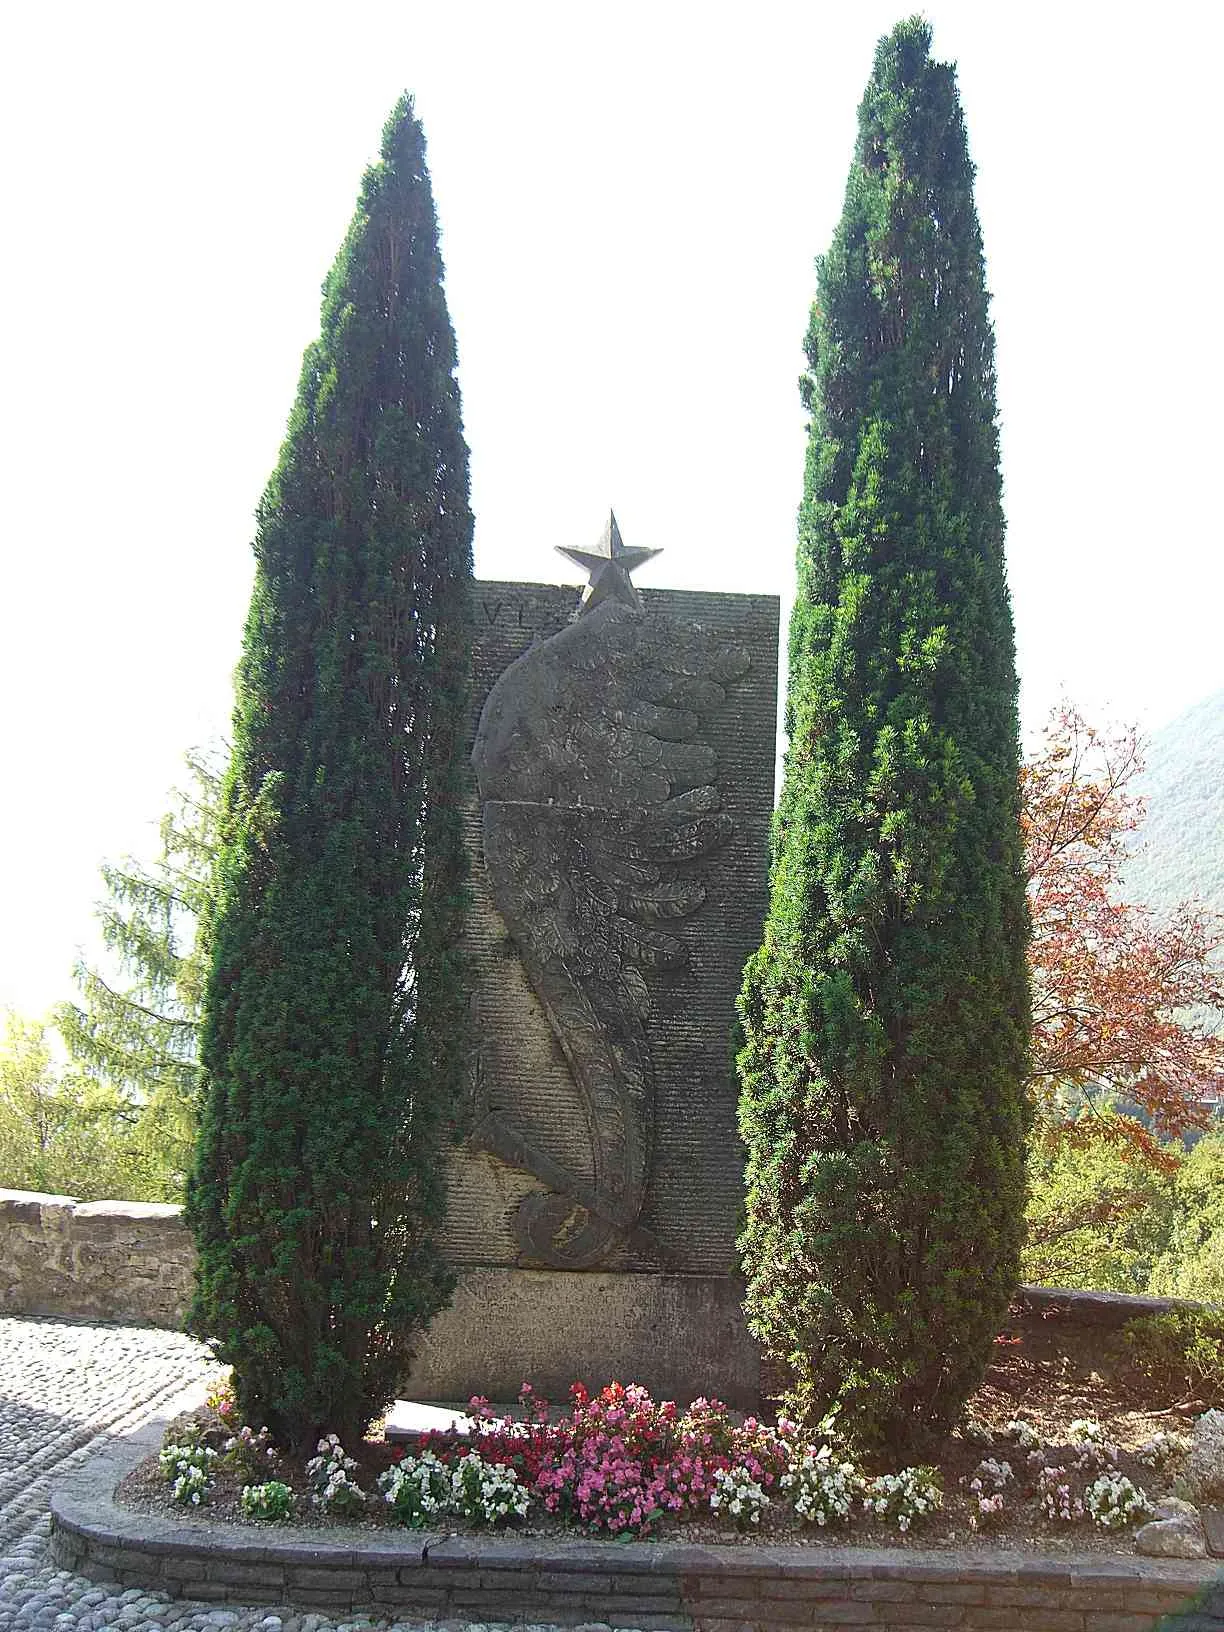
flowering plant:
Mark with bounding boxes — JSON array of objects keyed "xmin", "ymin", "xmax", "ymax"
[
  {"xmin": 450, "ymin": 1452, "xmax": 531, "ymax": 1526},
  {"xmin": 221, "ymin": 1424, "xmax": 279, "ymax": 1482},
  {"xmin": 1084, "ymin": 1472, "xmax": 1152, "ymax": 1529},
  {"xmin": 533, "ymin": 1382, "xmax": 681, "ymax": 1534},
  {"xmin": 159, "ymin": 1441, "xmax": 217, "ymax": 1508},
  {"xmin": 1004, "ymin": 1419, "xmax": 1041, "ymax": 1451},
  {"xmin": 1135, "ymin": 1430, "xmax": 1191, "ymax": 1471},
  {"xmin": 1036, "ymin": 1464, "xmax": 1084, "ymax": 1523},
  {"xmin": 171, "ymin": 1463, "xmax": 212, "ymax": 1507},
  {"xmin": 378, "ymin": 1451, "xmax": 453, "ymax": 1528},
  {"xmin": 862, "ymin": 1467, "xmax": 942, "ymax": 1532},
  {"xmin": 709, "ymin": 1465, "xmax": 770, "ymax": 1528},
  {"xmin": 963, "ymin": 1458, "xmax": 1012, "ymax": 1531},
  {"xmin": 969, "ymin": 1458, "xmax": 1013, "ymax": 1492},
  {"xmin": 967, "ymin": 1490, "xmax": 1005, "ymax": 1530},
  {"xmin": 306, "ymin": 1434, "xmax": 367, "ymax": 1517},
  {"xmin": 1067, "ymin": 1419, "xmax": 1119, "ymax": 1474},
  {"xmin": 782, "ymin": 1444, "xmax": 861, "ymax": 1527},
  {"xmin": 1067, "ymin": 1418, "xmax": 1108, "ymax": 1444},
  {"xmin": 204, "ymin": 1378, "xmax": 236, "ymax": 1420},
  {"xmin": 239, "ymin": 1480, "xmax": 294, "ymax": 1522},
  {"xmin": 459, "ymin": 1383, "xmax": 558, "ymax": 1486},
  {"xmin": 461, "ymin": 1381, "xmax": 798, "ymax": 1537}
]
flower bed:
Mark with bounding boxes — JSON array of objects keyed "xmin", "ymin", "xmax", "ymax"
[{"xmin": 124, "ymin": 1371, "xmax": 1210, "ymax": 1557}]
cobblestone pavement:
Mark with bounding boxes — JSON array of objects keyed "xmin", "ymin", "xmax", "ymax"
[{"xmin": 0, "ymin": 1317, "xmax": 596, "ymax": 1632}]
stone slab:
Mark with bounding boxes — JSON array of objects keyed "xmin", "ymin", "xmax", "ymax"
[
  {"xmin": 383, "ymin": 1399, "xmax": 476, "ymax": 1443},
  {"xmin": 441, "ymin": 581, "xmax": 780, "ymax": 1279},
  {"xmin": 401, "ymin": 1265, "xmax": 759, "ymax": 1407}
]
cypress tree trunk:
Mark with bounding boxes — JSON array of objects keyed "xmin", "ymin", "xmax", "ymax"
[
  {"xmin": 185, "ymin": 97, "xmax": 473, "ymax": 1451},
  {"xmin": 737, "ymin": 19, "xmax": 1030, "ymax": 1460}
]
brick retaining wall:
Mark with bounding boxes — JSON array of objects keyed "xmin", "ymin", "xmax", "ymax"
[
  {"xmin": 49, "ymin": 1414, "xmax": 1224, "ymax": 1632},
  {"xmin": 50, "ymin": 1515, "xmax": 1224, "ymax": 1630}
]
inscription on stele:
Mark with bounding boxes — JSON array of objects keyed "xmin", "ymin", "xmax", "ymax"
[{"xmin": 445, "ymin": 580, "xmax": 779, "ymax": 1278}]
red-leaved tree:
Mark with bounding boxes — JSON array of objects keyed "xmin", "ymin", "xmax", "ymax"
[{"xmin": 1023, "ymin": 704, "xmax": 1224, "ymax": 1167}]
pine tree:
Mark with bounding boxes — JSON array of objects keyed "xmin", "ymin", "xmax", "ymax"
[
  {"xmin": 55, "ymin": 747, "xmax": 222, "ymax": 1194},
  {"xmin": 737, "ymin": 18, "xmax": 1030, "ymax": 1459},
  {"xmin": 185, "ymin": 97, "xmax": 473, "ymax": 1451}
]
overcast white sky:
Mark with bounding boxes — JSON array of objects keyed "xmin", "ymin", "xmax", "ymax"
[{"xmin": 2, "ymin": 1, "xmax": 1221, "ymax": 1018}]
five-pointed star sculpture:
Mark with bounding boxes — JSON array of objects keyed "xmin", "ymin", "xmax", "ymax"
[{"xmin": 555, "ymin": 512, "xmax": 662, "ymax": 614}]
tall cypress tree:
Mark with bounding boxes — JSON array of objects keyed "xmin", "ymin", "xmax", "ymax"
[
  {"xmin": 186, "ymin": 97, "xmax": 473, "ymax": 1451},
  {"xmin": 737, "ymin": 19, "xmax": 1030, "ymax": 1459}
]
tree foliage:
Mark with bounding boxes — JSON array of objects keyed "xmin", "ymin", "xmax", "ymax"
[
  {"xmin": 0, "ymin": 1009, "xmax": 174, "ymax": 1201},
  {"xmin": 736, "ymin": 19, "xmax": 1030, "ymax": 1459},
  {"xmin": 1022, "ymin": 1113, "xmax": 1176, "ymax": 1291},
  {"xmin": 185, "ymin": 96, "xmax": 474, "ymax": 1451},
  {"xmin": 54, "ymin": 747, "xmax": 222, "ymax": 1194},
  {"xmin": 1023, "ymin": 703, "xmax": 1224, "ymax": 1163},
  {"xmin": 1149, "ymin": 1131, "xmax": 1224, "ymax": 1301},
  {"xmin": 1023, "ymin": 1117, "xmax": 1224, "ymax": 1302}
]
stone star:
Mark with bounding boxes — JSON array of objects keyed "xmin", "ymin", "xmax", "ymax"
[{"xmin": 555, "ymin": 512, "xmax": 663, "ymax": 614}]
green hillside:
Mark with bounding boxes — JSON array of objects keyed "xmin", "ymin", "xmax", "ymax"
[{"xmin": 1125, "ymin": 688, "xmax": 1224, "ymax": 918}]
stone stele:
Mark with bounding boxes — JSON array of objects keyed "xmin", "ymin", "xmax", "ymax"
[{"xmin": 403, "ymin": 567, "xmax": 779, "ymax": 1408}]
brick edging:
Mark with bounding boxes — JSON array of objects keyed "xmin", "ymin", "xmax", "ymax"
[{"xmin": 50, "ymin": 1423, "xmax": 1224, "ymax": 1631}]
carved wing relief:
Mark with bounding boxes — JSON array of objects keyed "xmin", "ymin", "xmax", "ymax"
[{"xmin": 471, "ymin": 600, "xmax": 749, "ymax": 1269}]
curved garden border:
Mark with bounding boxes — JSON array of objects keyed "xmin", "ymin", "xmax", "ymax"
[{"xmin": 50, "ymin": 1407, "xmax": 1224, "ymax": 1632}]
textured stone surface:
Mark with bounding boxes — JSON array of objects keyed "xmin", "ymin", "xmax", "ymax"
[
  {"xmin": 470, "ymin": 598, "xmax": 754, "ymax": 1271},
  {"xmin": 0, "ymin": 1191, "xmax": 195, "ymax": 1327},
  {"xmin": 401, "ymin": 1268, "xmax": 758, "ymax": 1406},
  {"xmin": 1136, "ymin": 1518, "xmax": 1208, "ymax": 1559},
  {"xmin": 1014, "ymin": 1286, "xmax": 1203, "ymax": 1331},
  {"xmin": 443, "ymin": 581, "xmax": 780, "ymax": 1281},
  {"xmin": 404, "ymin": 579, "xmax": 778, "ymax": 1406},
  {"xmin": 1203, "ymin": 1508, "xmax": 1224, "ymax": 1558}
]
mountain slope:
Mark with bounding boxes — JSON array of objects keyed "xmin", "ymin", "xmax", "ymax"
[{"xmin": 1125, "ymin": 688, "xmax": 1224, "ymax": 918}]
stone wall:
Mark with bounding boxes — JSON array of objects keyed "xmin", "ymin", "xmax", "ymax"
[
  {"xmin": 0, "ymin": 1189, "xmax": 194, "ymax": 1328},
  {"xmin": 2, "ymin": 1181, "xmax": 1210, "ymax": 1367}
]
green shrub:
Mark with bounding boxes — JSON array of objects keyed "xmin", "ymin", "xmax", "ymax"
[
  {"xmin": 240, "ymin": 1480, "xmax": 294, "ymax": 1522},
  {"xmin": 1114, "ymin": 1308, "xmax": 1224, "ymax": 1402},
  {"xmin": 1022, "ymin": 1119, "xmax": 1177, "ymax": 1292},
  {"xmin": 186, "ymin": 94, "xmax": 473, "ymax": 1453},
  {"xmin": 736, "ymin": 18, "xmax": 1029, "ymax": 1460}
]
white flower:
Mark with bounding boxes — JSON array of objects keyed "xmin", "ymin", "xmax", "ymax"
[
  {"xmin": 1084, "ymin": 1473, "xmax": 1151, "ymax": 1530},
  {"xmin": 1067, "ymin": 1419, "xmax": 1119, "ymax": 1474},
  {"xmin": 1005, "ymin": 1419, "xmax": 1041, "ymax": 1451},
  {"xmin": 306, "ymin": 1434, "xmax": 367, "ymax": 1514},
  {"xmin": 709, "ymin": 1466, "xmax": 770, "ymax": 1529},
  {"xmin": 862, "ymin": 1467, "xmax": 942, "ymax": 1532},
  {"xmin": 1136, "ymin": 1430, "xmax": 1191, "ymax": 1470},
  {"xmin": 787, "ymin": 1444, "xmax": 861, "ymax": 1527},
  {"xmin": 450, "ymin": 1453, "xmax": 530, "ymax": 1525}
]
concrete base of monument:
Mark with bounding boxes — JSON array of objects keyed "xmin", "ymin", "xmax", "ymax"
[{"xmin": 400, "ymin": 1267, "xmax": 760, "ymax": 1409}]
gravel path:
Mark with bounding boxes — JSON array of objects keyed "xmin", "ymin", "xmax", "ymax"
[{"xmin": 0, "ymin": 1317, "xmax": 597, "ymax": 1632}]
